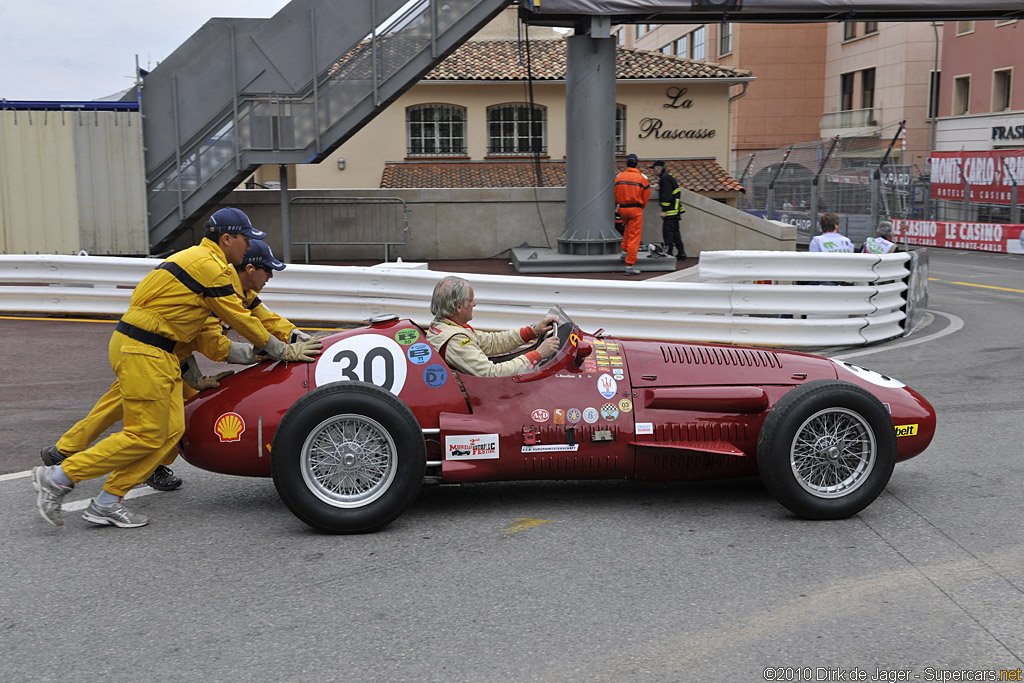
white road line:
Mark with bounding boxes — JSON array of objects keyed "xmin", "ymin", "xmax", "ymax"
[
  {"xmin": 62, "ymin": 486, "xmax": 163, "ymax": 511},
  {"xmin": 2, "ymin": 468, "xmax": 164, "ymax": 507},
  {"xmin": 832, "ymin": 310, "xmax": 963, "ymax": 360}
]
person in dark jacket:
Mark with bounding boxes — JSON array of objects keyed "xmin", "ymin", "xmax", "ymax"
[{"xmin": 650, "ymin": 160, "xmax": 686, "ymax": 259}]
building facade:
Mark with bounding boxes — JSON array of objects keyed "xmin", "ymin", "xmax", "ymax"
[
  {"xmin": 630, "ymin": 19, "xmax": 948, "ymax": 174},
  {"xmin": 250, "ymin": 12, "xmax": 750, "ymax": 203},
  {"xmin": 934, "ymin": 19, "xmax": 1024, "ymax": 152}
]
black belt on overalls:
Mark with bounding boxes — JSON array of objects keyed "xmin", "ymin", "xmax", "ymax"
[
  {"xmin": 115, "ymin": 321, "xmax": 177, "ymax": 352},
  {"xmin": 618, "ymin": 203, "xmax": 644, "ymax": 208}
]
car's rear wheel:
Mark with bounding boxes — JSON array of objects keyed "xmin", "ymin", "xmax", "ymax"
[
  {"xmin": 272, "ymin": 382, "xmax": 425, "ymax": 533},
  {"xmin": 757, "ymin": 380, "xmax": 896, "ymax": 520}
]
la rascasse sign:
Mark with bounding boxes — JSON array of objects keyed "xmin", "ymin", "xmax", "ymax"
[{"xmin": 638, "ymin": 87, "xmax": 717, "ymax": 140}]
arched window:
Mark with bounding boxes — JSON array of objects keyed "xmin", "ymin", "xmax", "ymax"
[
  {"xmin": 487, "ymin": 103, "xmax": 546, "ymax": 156},
  {"xmin": 406, "ymin": 104, "xmax": 466, "ymax": 156}
]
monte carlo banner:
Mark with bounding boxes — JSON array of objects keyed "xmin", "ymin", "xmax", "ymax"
[{"xmin": 930, "ymin": 151, "xmax": 1024, "ymax": 205}]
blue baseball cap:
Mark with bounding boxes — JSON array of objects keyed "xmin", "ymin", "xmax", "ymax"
[
  {"xmin": 242, "ymin": 239, "xmax": 285, "ymax": 271},
  {"xmin": 208, "ymin": 207, "xmax": 267, "ymax": 240},
  {"xmin": 626, "ymin": 153, "xmax": 639, "ymax": 163}
]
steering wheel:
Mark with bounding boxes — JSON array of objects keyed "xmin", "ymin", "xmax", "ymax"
[{"xmin": 535, "ymin": 322, "xmax": 570, "ymax": 368}]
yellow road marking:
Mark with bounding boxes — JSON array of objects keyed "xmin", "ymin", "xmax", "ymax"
[
  {"xmin": 950, "ymin": 281, "xmax": 1024, "ymax": 293},
  {"xmin": 0, "ymin": 315, "xmax": 116, "ymax": 323},
  {"xmin": 505, "ymin": 518, "xmax": 551, "ymax": 534},
  {"xmin": 0, "ymin": 314, "xmax": 343, "ymax": 331}
]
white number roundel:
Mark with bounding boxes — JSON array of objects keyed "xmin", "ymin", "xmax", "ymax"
[{"xmin": 314, "ymin": 334, "xmax": 408, "ymax": 395}]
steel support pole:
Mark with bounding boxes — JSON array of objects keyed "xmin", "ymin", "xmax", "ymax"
[
  {"xmin": 810, "ymin": 178, "xmax": 819, "ymax": 229},
  {"xmin": 1013, "ymin": 183, "xmax": 1020, "ymax": 224},
  {"xmin": 870, "ymin": 171, "xmax": 880, "ymax": 231},
  {"xmin": 280, "ymin": 164, "xmax": 292, "ymax": 264},
  {"xmin": 559, "ymin": 25, "xmax": 619, "ymax": 255}
]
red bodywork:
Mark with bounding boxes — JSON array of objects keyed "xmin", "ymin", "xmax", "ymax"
[{"xmin": 181, "ymin": 315, "xmax": 936, "ymax": 482}]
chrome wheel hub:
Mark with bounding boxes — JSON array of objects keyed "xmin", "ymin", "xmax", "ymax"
[{"xmin": 791, "ymin": 407, "xmax": 876, "ymax": 498}]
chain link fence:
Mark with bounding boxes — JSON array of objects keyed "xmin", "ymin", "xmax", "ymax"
[{"xmin": 733, "ymin": 126, "xmax": 1022, "ymax": 246}]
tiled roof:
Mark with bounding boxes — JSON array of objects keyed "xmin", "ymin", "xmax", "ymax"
[
  {"xmin": 381, "ymin": 159, "xmax": 744, "ymax": 194},
  {"xmin": 424, "ymin": 39, "xmax": 752, "ymax": 81}
]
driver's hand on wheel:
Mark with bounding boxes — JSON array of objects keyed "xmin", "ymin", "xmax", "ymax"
[
  {"xmin": 537, "ymin": 336, "xmax": 560, "ymax": 359},
  {"xmin": 532, "ymin": 316, "xmax": 557, "ymax": 338}
]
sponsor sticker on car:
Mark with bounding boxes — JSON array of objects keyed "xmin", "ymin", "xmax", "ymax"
[
  {"xmin": 597, "ymin": 373, "xmax": 617, "ymax": 399},
  {"xmin": 214, "ymin": 412, "xmax": 245, "ymax": 442},
  {"xmin": 895, "ymin": 424, "xmax": 918, "ymax": 437},
  {"xmin": 446, "ymin": 434, "xmax": 499, "ymax": 460}
]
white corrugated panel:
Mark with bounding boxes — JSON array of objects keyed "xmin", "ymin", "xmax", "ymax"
[
  {"xmin": 0, "ymin": 110, "xmax": 81, "ymax": 254},
  {"xmin": 72, "ymin": 110, "xmax": 148, "ymax": 255}
]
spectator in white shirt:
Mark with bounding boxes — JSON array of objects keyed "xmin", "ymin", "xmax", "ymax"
[{"xmin": 809, "ymin": 212, "xmax": 855, "ymax": 253}]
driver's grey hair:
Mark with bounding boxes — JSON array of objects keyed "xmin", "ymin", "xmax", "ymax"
[
  {"xmin": 431, "ymin": 275, "xmax": 471, "ymax": 320},
  {"xmin": 877, "ymin": 221, "xmax": 893, "ymax": 239}
]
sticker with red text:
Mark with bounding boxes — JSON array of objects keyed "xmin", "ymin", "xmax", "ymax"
[{"xmin": 445, "ymin": 434, "xmax": 499, "ymax": 460}]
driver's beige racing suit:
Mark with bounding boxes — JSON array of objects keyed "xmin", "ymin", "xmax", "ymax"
[{"xmin": 427, "ymin": 317, "xmax": 543, "ymax": 377}]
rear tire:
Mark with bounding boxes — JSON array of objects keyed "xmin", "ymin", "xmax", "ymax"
[
  {"xmin": 272, "ymin": 382, "xmax": 425, "ymax": 533},
  {"xmin": 757, "ymin": 380, "xmax": 896, "ymax": 520}
]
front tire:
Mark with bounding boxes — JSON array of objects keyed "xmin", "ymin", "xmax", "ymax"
[
  {"xmin": 757, "ymin": 380, "xmax": 896, "ymax": 520},
  {"xmin": 272, "ymin": 382, "xmax": 425, "ymax": 533}
]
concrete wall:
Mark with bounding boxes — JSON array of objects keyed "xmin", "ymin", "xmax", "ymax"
[{"xmin": 173, "ymin": 186, "xmax": 795, "ymax": 260}]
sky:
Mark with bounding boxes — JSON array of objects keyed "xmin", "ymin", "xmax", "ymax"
[{"xmin": 0, "ymin": 1, "xmax": 290, "ymax": 102}]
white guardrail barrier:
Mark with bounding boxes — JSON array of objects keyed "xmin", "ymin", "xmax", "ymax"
[{"xmin": 0, "ymin": 250, "xmax": 924, "ymax": 348}]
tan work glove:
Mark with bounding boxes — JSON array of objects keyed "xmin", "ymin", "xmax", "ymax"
[
  {"xmin": 261, "ymin": 335, "xmax": 323, "ymax": 363},
  {"xmin": 289, "ymin": 328, "xmax": 312, "ymax": 343},
  {"xmin": 226, "ymin": 341, "xmax": 256, "ymax": 365},
  {"xmin": 181, "ymin": 355, "xmax": 234, "ymax": 390}
]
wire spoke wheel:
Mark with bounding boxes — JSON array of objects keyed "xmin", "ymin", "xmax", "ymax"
[
  {"xmin": 791, "ymin": 408, "xmax": 875, "ymax": 498},
  {"xmin": 757, "ymin": 380, "xmax": 896, "ymax": 520},
  {"xmin": 301, "ymin": 414, "xmax": 398, "ymax": 508}
]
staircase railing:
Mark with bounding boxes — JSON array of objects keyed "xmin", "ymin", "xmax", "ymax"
[{"xmin": 142, "ymin": 0, "xmax": 511, "ymax": 252}]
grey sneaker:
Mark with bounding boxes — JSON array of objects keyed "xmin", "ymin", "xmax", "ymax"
[
  {"xmin": 145, "ymin": 465, "xmax": 182, "ymax": 491},
  {"xmin": 625, "ymin": 265, "xmax": 642, "ymax": 275},
  {"xmin": 82, "ymin": 500, "xmax": 150, "ymax": 528},
  {"xmin": 41, "ymin": 444, "xmax": 69, "ymax": 466},
  {"xmin": 32, "ymin": 466, "xmax": 73, "ymax": 527},
  {"xmin": 619, "ymin": 250, "xmax": 628, "ymax": 261}
]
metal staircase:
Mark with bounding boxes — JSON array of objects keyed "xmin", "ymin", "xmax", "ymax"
[{"xmin": 140, "ymin": 0, "xmax": 511, "ymax": 253}]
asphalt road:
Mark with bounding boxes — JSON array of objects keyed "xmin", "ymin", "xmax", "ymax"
[{"xmin": 1, "ymin": 248, "xmax": 1023, "ymax": 681}]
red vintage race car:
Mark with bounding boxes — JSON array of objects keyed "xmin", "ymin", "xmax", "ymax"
[{"xmin": 181, "ymin": 306, "xmax": 936, "ymax": 533}]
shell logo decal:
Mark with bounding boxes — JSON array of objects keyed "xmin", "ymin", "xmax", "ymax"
[{"xmin": 214, "ymin": 412, "xmax": 245, "ymax": 442}]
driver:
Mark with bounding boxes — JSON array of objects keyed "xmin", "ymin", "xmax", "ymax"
[{"xmin": 426, "ymin": 276, "xmax": 559, "ymax": 377}]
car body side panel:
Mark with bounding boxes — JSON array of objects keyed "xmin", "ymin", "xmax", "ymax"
[
  {"xmin": 440, "ymin": 334, "xmax": 636, "ymax": 483},
  {"xmin": 623, "ymin": 341, "xmax": 833, "ymax": 481},
  {"xmin": 180, "ymin": 360, "xmax": 309, "ymax": 476}
]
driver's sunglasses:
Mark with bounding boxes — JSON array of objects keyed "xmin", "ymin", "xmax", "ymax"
[{"xmin": 255, "ymin": 265, "xmax": 273, "ymax": 275}]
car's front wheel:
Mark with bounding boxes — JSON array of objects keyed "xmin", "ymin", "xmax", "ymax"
[
  {"xmin": 272, "ymin": 382, "xmax": 425, "ymax": 533},
  {"xmin": 757, "ymin": 380, "xmax": 896, "ymax": 520}
]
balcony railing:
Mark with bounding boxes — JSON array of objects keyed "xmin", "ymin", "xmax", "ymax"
[{"xmin": 820, "ymin": 108, "xmax": 878, "ymax": 130}]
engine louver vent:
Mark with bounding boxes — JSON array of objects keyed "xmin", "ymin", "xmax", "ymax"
[
  {"xmin": 653, "ymin": 422, "xmax": 749, "ymax": 443},
  {"xmin": 660, "ymin": 345, "xmax": 782, "ymax": 369}
]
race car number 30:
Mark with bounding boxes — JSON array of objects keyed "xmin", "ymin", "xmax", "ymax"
[{"xmin": 314, "ymin": 335, "xmax": 408, "ymax": 395}]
